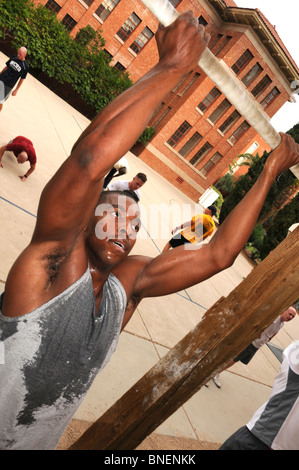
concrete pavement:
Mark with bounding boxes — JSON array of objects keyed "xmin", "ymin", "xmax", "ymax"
[{"xmin": 1, "ymin": 51, "xmax": 298, "ymax": 449}]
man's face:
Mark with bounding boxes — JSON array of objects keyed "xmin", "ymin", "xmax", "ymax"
[
  {"xmin": 86, "ymin": 193, "xmax": 141, "ymax": 269},
  {"xmin": 17, "ymin": 48, "xmax": 26, "ymax": 61},
  {"xmin": 204, "ymin": 208, "xmax": 212, "ymax": 216},
  {"xmin": 281, "ymin": 307, "xmax": 296, "ymax": 322},
  {"xmin": 129, "ymin": 176, "xmax": 144, "ymax": 191}
]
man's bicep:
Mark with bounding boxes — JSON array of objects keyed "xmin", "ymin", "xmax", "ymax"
[
  {"xmin": 134, "ymin": 244, "xmax": 218, "ymax": 299},
  {"xmin": 32, "ymin": 152, "xmax": 102, "ymax": 242}
]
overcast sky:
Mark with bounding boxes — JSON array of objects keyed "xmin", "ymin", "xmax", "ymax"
[{"xmin": 235, "ymin": 0, "xmax": 299, "ymax": 133}]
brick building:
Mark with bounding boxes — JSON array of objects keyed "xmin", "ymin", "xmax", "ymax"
[{"xmin": 36, "ymin": 0, "xmax": 299, "ymax": 201}]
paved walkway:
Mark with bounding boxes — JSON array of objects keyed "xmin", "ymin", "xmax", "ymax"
[{"xmin": 1, "ymin": 51, "xmax": 298, "ymax": 449}]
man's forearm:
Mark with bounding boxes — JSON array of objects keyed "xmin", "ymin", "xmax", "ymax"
[
  {"xmin": 71, "ymin": 13, "xmax": 209, "ymax": 181},
  {"xmin": 72, "ymin": 63, "xmax": 185, "ymax": 157},
  {"xmin": 24, "ymin": 164, "xmax": 35, "ymax": 178},
  {"xmin": 14, "ymin": 78, "xmax": 24, "ymax": 92},
  {"xmin": 210, "ymin": 166, "xmax": 274, "ymax": 267}
]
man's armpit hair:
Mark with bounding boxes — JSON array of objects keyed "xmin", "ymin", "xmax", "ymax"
[{"xmin": 42, "ymin": 247, "xmax": 70, "ymax": 285}]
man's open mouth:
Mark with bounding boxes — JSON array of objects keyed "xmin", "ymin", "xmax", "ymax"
[{"xmin": 111, "ymin": 240, "xmax": 126, "ymax": 253}]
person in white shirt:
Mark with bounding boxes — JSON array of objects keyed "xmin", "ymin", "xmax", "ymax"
[
  {"xmin": 213, "ymin": 306, "xmax": 296, "ymax": 388},
  {"xmin": 219, "ymin": 339, "xmax": 299, "ymax": 450},
  {"xmin": 107, "ymin": 172, "xmax": 147, "ymax": 201},
  {"xmin": 103, "ymin": 157, "xmax": 129, "ymax": 189}
]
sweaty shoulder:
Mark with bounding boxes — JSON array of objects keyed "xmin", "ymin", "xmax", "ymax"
[{"xmin": 112, "ymin": 254, "xmax": 152, "ymax": 298}]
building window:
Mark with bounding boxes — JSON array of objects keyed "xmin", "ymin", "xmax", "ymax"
[
  {"xmin": 45, "ymin": 0, "xmax": 61, "ymax": 13},
  {"xmin": 198, "ymin": 15, "xmax": 208, "ymax": 26},
  {"xmin": 219, "ymin": 110, "xmax": 241, "ymax": 134},
  {"xmin": 231, "ymin": 49, "xmax": 253, "ymax": 75},
  {"xmin": 228, "ymin": 121, "xmax": 250, "ymax": 144},
  {"xmin": 151, "ymin": 105, "xmax": 172, "ymax": 128},
  {"xmin": 130, "ymin": 26, "xmax": 154, "ymax": 54},
  {"xmin": 197, "ymin": 87, "xmax": 221, "ymax": 113},
  {"xmin": 167, "ymin": 121, "xmax": 191, "ymax": 147},
  {"xmin": 242, "ymin": 63, "xmax": 263, "ymax": 87},
  {"xmin": 214, "ymin": 35, "xmax": 232, "ymax": 56},
  {"xmin": 83, "ymin": 0, "xmax": 95, "ymax": 6},
  {"xmin": 116, "ymin": 13, "xmax": 141, "ymax": 42},
  {"xmin": 103, "ymin": 49, "xmax": 113, "ymax": 60},
  {"xmin": 200, "ymin": 152, "xmax": 223, "ymax": 176},
  {"xmin": 190, "ymin": 142, "xmax": 212, "ymax": 166},
  {"xmin": 209, "ymin": 34, "xmax": 223, "ymax": 51},
  {"xmin": 261, "ymin": 87, "xmax": 280, "ymax": 108},
  {"xmin": 61, "ymin": 14, "xmax": 77, "ymax": 31},
  {"xmin": 114, "ymin": 62, "xmax": 126, "ymax": 72},
  {"xmin": 179, "ymin": 132, "xmax": 202, "ymax": 157},
  {"xmin": 95, "ymin": 0, "xmax": 120, "ymax": 22},
  {"xmin": 169, "ymin": 0, "xmax": 182, "ymax": 7},
  {"xmin": 251, "ymin": 75, "xmax": 272, "ymax": 98},
  {"xmin": 208, "ymin": 99, "xmax": 231, "ymax": 124},
  {"xmin": 179, "ymin": 72, "xmax": 201, "ymax": 96}
]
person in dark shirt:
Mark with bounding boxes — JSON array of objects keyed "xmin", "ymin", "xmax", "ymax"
[
  {"xmin": 0, "ymin": 136, "xmax": 37, "ymax": 181},
  {"xmin": 0, "ymin": 47, "xmax": 29, "ymax": 112}
]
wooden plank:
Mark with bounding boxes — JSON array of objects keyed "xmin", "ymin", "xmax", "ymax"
[{"xmin": 69, "ymin": 227, "xmax": 299, "ymax": 450}]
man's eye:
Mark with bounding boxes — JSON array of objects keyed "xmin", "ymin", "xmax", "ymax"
[{"xmin": 113, "ymin": 210, "xmax": 119, "ymax": 218}]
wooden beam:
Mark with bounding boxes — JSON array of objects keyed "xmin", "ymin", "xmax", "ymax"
[{"xmin": 70, "ymin": 228, "xmax": 299, "ymax": 450}]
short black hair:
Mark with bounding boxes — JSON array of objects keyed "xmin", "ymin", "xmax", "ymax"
[
  {"xmin": 208, "ymin": 205, "xmax": 217, "ymax": 217},
  {"xmin": 98, "ymin": 189, "xmax": 140, "ymax": 204},
  {"xmin": 136, "ymin": 172, "xmax": 147, "ymax": 183}
]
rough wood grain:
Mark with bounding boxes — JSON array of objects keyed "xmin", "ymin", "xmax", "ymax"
[{"xmin": 70, "ymin": 228, "xmax": 299, "ymax": 450}]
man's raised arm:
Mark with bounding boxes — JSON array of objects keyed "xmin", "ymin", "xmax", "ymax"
[
  {"xmin": 71, "ymin": 12, "xmax": 210, "ymax": 176},
  {"xmin": 33, "ymin": 12, "xmax": 210, "ymax": 243},
  {"xmin": 132, "ymin": 133, "xmax": 299, "ymax": 299}
]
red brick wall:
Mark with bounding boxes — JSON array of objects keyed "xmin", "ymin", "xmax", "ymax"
[{"xmin": 34, "ymin": 0, "xmax": 292, "ymax": 201}]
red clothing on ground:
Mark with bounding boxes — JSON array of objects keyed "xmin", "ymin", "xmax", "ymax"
[{"xmin": 6, "ymin": 136, "xmax": 37, "ymax": 165}]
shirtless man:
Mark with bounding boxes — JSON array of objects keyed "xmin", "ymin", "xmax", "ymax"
[{"xmin": 0, "ymin": 11, "xmax": 298, "ymax": 450}]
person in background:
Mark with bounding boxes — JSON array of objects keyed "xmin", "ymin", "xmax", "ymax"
[
  {"xmin": 212, "ymin": 306, "xmax": 297, "ymax": 388},
  {"xmin": 0, "ymin": 135, "xmax": 36, "ymax": 181},
  {"xmin": 162, "ymin": 205, "xmax": 217, "ymax": 252},
  {"xmin": 219, "ymin": 339, "xmax": 299, "ymax": 450},
  {"xmin": 103, "ymin": 156, "xmax": 129, "ymax": 189},
  {"xmin": 0, "ymin": 47, "xmax": 29, "ymax": 112},
  {"xmin": 107, "ymin": 172, "xmax": 147, "ymax": 201}
]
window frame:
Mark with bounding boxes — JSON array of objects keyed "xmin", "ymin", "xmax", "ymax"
[
  {"xmin": 178, "ymin": 131, "xmax": 202, "ymax": 157},
  {"xmin": 61, "ymin": 13, "xmax": 77, "ymax": 32},
  {"xmin": 189, "ymin": 142, "xmax": 213, "ymax": 166},
  {"xmin": 231, "ymin": 49, "xmax": 253, "ymax": 75},
  {"xmin": 197, "ymin": 86, "xmax": 221, "ymax": 113},
  {"xmin": 167, "ymin": 121, "xmax": 191, "ymax": 148},
  {"xmin": 260, "ymin": 87, "xmax": 280, "ymax": 108},
  {"xmin": 242, "ymin": 62, "xmax": 263, "ymax": 87},
  {"xmin": 208, "ymin": 98, "xmax": 231, "ymax": 124},
  {"xmin": 219, "ymin": 110, "xmax": 241, "ymax": 134},
  {"xmin": 129, "ymin": 26, "xmax": 154, "ymax": 55},
  {"xmin": 251, "ymin": 75, "xmax": 272, "ymax": 98},
  {"xmin": 200, "ymin": 152, "xmax": 223, "ymax": 176},
  {"xmin": 95, "ymin": 0, "xmax": 121, "ymax": 22},
  {"xmin": 45, "ymin": 0, "xmax": 61, "ymax": 13}
]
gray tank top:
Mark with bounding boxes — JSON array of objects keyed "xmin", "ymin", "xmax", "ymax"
[{"xmin": 0, "ymin": 268, "xmax": 126, "ymax": 450}]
